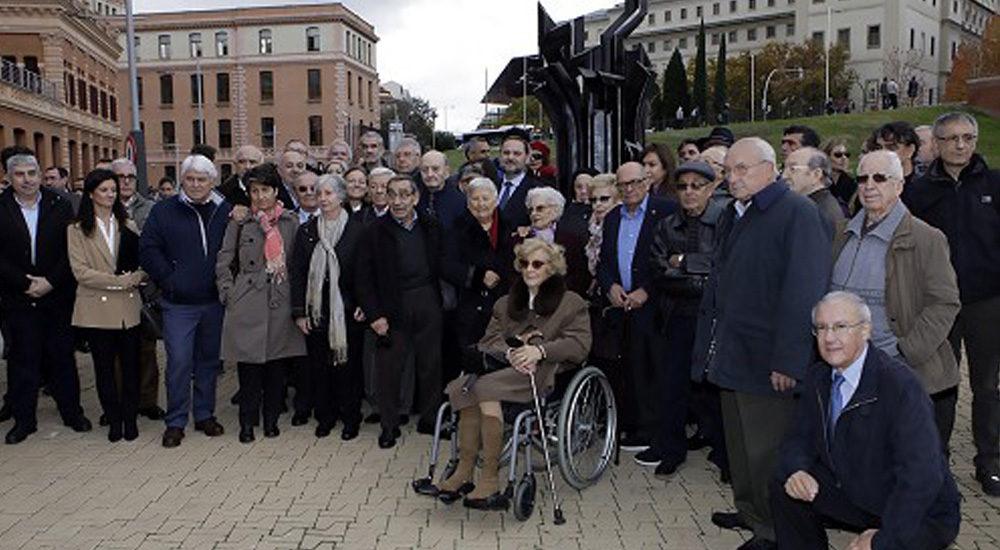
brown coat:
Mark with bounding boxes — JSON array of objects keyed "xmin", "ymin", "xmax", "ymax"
[
  {"xmin": 216, "ymin": 212, "xmax": 305, "ymax": 364},
  {"xmin": 68, "ymin": 220, "xmax": 144, "ymax": 329},
  {"xmin": 833, "ymin": 208, "xmax": 960, "ymax": 394},
  {"xmin": 446, "ymin": 276, "xmax": 591, "ymax": 410}
]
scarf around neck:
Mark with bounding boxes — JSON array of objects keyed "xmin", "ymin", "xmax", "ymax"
[
  {"xmin": 306, "ymin": 212, "xmax": 349, "ymax": 363},
  {"xmin": 253, "ymin": 202, "xmax": 287, "ymax": 284}
]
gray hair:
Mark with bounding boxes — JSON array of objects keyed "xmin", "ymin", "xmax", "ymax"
[
  {"xmin": 368, "ymin": 167, "xmax": 395, "ymax": 181},
  {"xmin": 526, "ymin": 186, "xmax": 566, "ymax": 219},
  {"xmin": 180, "ymin": 154, "xmax": 218, "ymax": 180},
  {"xmin": 812, "ymin": 291, "xmax": 872, "ymax": 325},
  {"xmin": 466, "ymin": 177, "xmax": 498, "ymax": 199},
  {"xmin": 235, "ymin": 144, "xmax": 264, "ymax": 162},
  {"xmin": 397, "ymin": 136, "xmax": 422, "ymax": 156},
  {"xmin": 732, "ymin": 137, "xmax": 777, "ymax": 176},
  {"xmin": 799, "ymin": 147, "xmax": 832, "ymax": 187},
  {"xmin": 932, "ymin": 112, "xmax": 978, "ymax": 138},
  {"xmin": 6, "ymin": 154, "xmax": 39, "ymax": 175},
  {"xmin": 327, "ymin": 139, "xmax": 352, "ymax": 162},
  {"xmin": 858, "ymin": 150, "xmax": 904, "ymax": 181},
  {"xmin": 110, "ymin": 158, "xmax": 135, "ymax": 173},
  {"xmin": 360, "ymin": 131, "xmax": 384, "ymax": 147},
  {"xmin": 463, "ymin": 136, "xmax": 488, "ymax": 156},
  {"xmin": 316, "ymin": 174, "xmax": 348, "ymax": 202}
]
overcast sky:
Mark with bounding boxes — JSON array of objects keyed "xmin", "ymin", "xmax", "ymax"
[{"xmin": 135, "ymin": 0, "xmax": 615, "ymax": 133}]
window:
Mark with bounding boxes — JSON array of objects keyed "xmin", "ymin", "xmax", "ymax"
[
  {"xmin": 749, "ymin": 0, "xmax": 757, "ymax": 9},
  {"xmin": 930, "ymin": 35, "xmax": 936, "ymax": 56},
  {"xmin": 216, "ymin": 72, "xmax": 230, "ymax": 103},
  {"xmin": 192, "ymin": 120, "xmax": 203, "ymax": 145},
  {"xmin": 368, "ymin": 81, "xmax": 374, "ymax": 109},
  {"xmin": 648, "ymin": 13, "xmax": 655, "ymax": 25},
  {"xmin": 766, "ymin": 25, "xmax": 777, "ymax": 39},
  {"xmin": 165, "ymin": 165, "xmax": 176, "ymax": 182},
  {"xmin": 261, "ymin": 117, "xmax": 275, "ymax": 148},
  {"xmin": 729, "ymin": 31, "xmax": 738, "ymax": 43},
  {"xmin": 768, "ymin": 0, "xmax": 775, "ymax": 6},
  {"xmin": 218, "ymin": 119, "xmax": 232, "ymax": 149},
  {"xmin": 787, "ymin": 22, "xmax": 796, "ymax": 36},
  {"xmin": 867, "ymin": 24, "xmax": 881, "ymax": 49},
  {"xmin": 713, "ymin": 3, "xmax": 721, "ymax": 15},
  {"xmin": 665, "ymin": 10, "xmax": 672, "ymax": 22},
  {"xmin": 910, "ymin": 28, "xmax": 915, "ymax": 49},
  {"xmin": 663, "ymin": 38, "xmax": 672, "ymax": 50},
  {"xmin": 812, "ymin": 30, "xmax": 825, "ymax": 45},
  {"xmin": 189, "ymin": 33, "xmax": 202, "ymax": 58},
  {"xmin": 306, "ymin": 26, "xmax": 320, "ymax": 52},
  {"xmin": 748, "ymin": 28, "xmax": 758, "ymax": 41},
  {"xmin": 190, "ymin": 73, "xmax": 204, "ymax": 105},
  {"xmin": 90, "ymin": 85, "xmax": 99, "ymax": 114},
  {"xmin": 100, "ymin": 90, "xmax": 108, "ymax": 118},
  {"xmin": 308, "ymin": 115, "xmax": 323, "ymax": 146},
  {"xmin": 259, "ymin": 70, "xmax": 273, "ymax": 102},
  {"xmin": 711, "ymin": 33, "xmax": 720, "ymax": 46},
  {"xmin": 160, "ymin": 74, "xmax": 173, "ymax": 105},
  {"xmin": 679, "ymin": 37, "xmax": 688, "ymax": 49},
  {"xmin": 133, "ymin": 36, "xmax": 141, "ymax": 61},
  {"xmin": 78, "ymin": 78, "xmax": 87, "ymax": 111},
  {"xmin": 837, "ymin": 28, "xmax": 851, "ymax": 51},
  {"xmin": 681, "ymin": 7, "xmax": 687, "ymax": 19},
  {"xmin": 215, "ymin": 32, "xmax": 229, "ymax": 57},
  {"xmin": 259, "ymin": 29, "xmax": 273, "ymax": 54},
  {"xmin": 697, "ymin": 6, "xmax": 703, "ymax": 17},
  {"xmin": 730, "ymin": 0, "xmax": 737, "ymax": 12},
  {"xmin": 647, "ymin": 41, "xmax": 656, "ymax": 53},
  {"xmin": 136, "ymin": 77, "xmax": 143, "ymax": 107},
  {"xmin": 158, "ymin": 35, "xmax": 171, "ymax": 59},
  {"xmin": 162, "ymin": 121, "xmax": 175, "ymax": 145},
  {"xmin": 66, "ymin": 74, "xmax": 75, "ymax": 106},
  {"xmin": 307, "ymin": 68, "xmax": 322, "ymax": 100},
  {"xmin": 358, "ymin": 75, "xmax": 364, "ymax": 109},
  {"xmin": 347, "ymin": 70, "xmax": 353, "ymax": 103},
  {"xmin": 110, "ymin": 96, "xmax": 117, "ymax": 122}
]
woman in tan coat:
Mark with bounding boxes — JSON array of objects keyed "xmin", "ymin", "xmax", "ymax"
[
  {"xmin": 436, "ymin": 238, "xmax": 591, "ymax": 510},
  {"xmin": 68, "ymin": 168, "xmax": 145, "ymax": 442},
  {"xmin": 216, "ymin": 163, "xmax": 305, "ymax": 443}
]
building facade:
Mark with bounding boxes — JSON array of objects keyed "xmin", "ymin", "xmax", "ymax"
[
  {"xmin": 584, "ymin": 0, "xmax": 997, "ymax": 111},
  {"xmin": 1, "ymin": 0, "xmax": 124, "ymax": 182},
  {"xmin": 118, "ymin": 3, "xmax": 379, "ymax": 182}
]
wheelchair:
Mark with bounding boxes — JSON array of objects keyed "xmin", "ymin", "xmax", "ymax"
[{"xmin": 412, "ymin": 364, "xmax": 617, "ymax": 521}]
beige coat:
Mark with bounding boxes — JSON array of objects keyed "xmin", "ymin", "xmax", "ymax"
[
  {"xmin": 447, "ymin": 277, "xmax": 591, "ymax": 410},
  {"xmin": 833, "ymin": 208, "xmax": 960, "ymax": 394},
  {"xmin": 68, "ymin": 220, "xmax": 143, "ymax": 329},
  {"xmin": 216, "ymin": 213, "xmax": 305, "ymax": 364}
]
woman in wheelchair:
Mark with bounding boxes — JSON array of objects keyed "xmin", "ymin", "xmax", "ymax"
[{"xmin": 438, "ymin": 238, "xmax": 591, "ymax": 510}]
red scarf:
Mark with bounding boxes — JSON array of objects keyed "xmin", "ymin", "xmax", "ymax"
[{"xmin": 253, "ymin": 202, "xmax": 286, "ymax": 283}]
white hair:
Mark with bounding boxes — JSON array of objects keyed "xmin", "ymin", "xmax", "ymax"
[
  {"xmin": 466, "ymin": 177, "xmax": 498, "ymax": 199},
  {"xmin": 110, "ymin": 158, "xmax": 135, "ymax": 173},
  {"xmin": 739, "ymin": 137, "xmax": 777, "ymax": 168},
  {"xmin": 180, "ymin": 154, "xmax": 218, "ymax": 180},
  {"xmin": 812, "ymin": 291, "xmax": 872, "ymax": 325},
  {"xmin": 368, "ymin": 167, "xmax": 395, "ymax": 181},
  {"xmin": 526, "ymin": 186, "xmax": 566, "ymax": 219},
  {"xmin": 316, "ymin": 174, "xmax": 348, "ymax": 202},
  {"xmin": 327, "ymin": 139, "xmax": 352, "ymax": 163},
  {"xmin": 6, "ymin": 154, "xmax": 39, "ymax": 175},
  {"xmin": 858, "ymin": 150, "xmax": 904, "ymax": 180},
  {"xmin": 397, "ymin": 136, "xmax": 422, "ymax": 155}
]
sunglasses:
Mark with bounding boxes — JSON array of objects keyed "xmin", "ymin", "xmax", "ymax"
[
  {"xmin": 296, "ymin": 186, "xmax": 315, "ymax": 193},
  {"xmin": 589, "ymin": 195, "xmax": 613, "ymax": 204},
  {"xmin": 530, "ymin": 153, "xmax": 544, "ymax": 160},
  {"xmin": 856, "ymin": 173, "xmax": 891, "ymax": 185},
  {"xmin": 518, "ymin": 259, "xmax": 548, "ymax": 270},
  {"xmin": 832, "ymin": 151, "xmax": 850, "ymax": 159},
  {"xmin": 675, "ymin": 181, "xmax": 710, "ymax": 191}
]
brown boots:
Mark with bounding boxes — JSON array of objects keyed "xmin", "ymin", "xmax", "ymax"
[
  {"xmin": 437, "ymin": 406, "xmax": 480, "ymax": 503},
  {"xmin": 463, "ymin": 414, "xmax": 509, "ymax": 510}
]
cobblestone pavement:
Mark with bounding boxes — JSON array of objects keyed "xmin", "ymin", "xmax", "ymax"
[{"xmin": 0, "ymin": 348, "xmax": 998, "ymax": 550}]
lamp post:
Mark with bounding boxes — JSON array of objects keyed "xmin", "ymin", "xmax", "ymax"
[
  {"xmin": 762, "ymin": 67, "xmax": 804, "ymax": 121},
  {"xmin": 750, "ymin": 53, "xmax": 756, "ymax": 122}
]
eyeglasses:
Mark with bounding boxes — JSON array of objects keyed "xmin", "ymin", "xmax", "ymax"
[
  {"xmin": 675, "ymin": 181, "xmax": 710, "ymax": 191},
  {"xmin": 616, "ymin": 177, "xmax": 646, "ymax": 189},
  {"xmin": 116, "ymin": 174, "xmax": 137, "ymax": 182},
  {"xmin": 935, "ymin": 133, "xmax": 977, "ymax": 146},
  {"xmin": 589, "ymin": 195, "xmax": 613, "ymax": 204},
  {"xmin": 832, "ymin": 151, "xmax": 851, "ymax": 159},
  {"xmin": 518, "ymin": 259, "xmax": 548, "ymax": 270},
  {"xmin": 721, "ymin": 160, "xmax": 768, "ymax": 180},
  {"xmin": 530, "ymin": 153, "xmax": 544, "ymax": 160},
  {"xmin": 812, "ymin": 320, "xmax": 866, "ymax": 337},
  {"xmin": 856, "ymin": 173, "xmax": 892, "ymax": 186},
  {"xmin": 296, "ymin": 186, "xmax": 315, "ymax": 193}
]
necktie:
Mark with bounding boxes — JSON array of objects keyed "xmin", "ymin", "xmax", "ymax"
[
  {"xmin": 828, "ymin": 372, "xmax": 846, "ymax": 446},
  {"xmin": 498, "ymin": 181, "xmax": 514, "ymax": 209}
]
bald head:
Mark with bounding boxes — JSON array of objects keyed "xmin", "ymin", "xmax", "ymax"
[
  {"xmin": 420, "ymin": 150, "xmax": 450, "ymax": 191},
  {"xmin": 616, "ymin": 161, "xmax": 650, "ymax": 212},
  {"xmin": 726, "ymin": 138, "xmax": 778, "ymax": 201},
  {"xmin": 235, "ymin": 145, "xmax": 264, "ymax": 176}
]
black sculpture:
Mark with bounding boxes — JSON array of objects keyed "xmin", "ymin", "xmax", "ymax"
[{"xmin": 484, "ymin": 0, "xmax": 652, "ymax": 193}]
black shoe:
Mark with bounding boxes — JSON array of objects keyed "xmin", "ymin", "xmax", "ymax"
[
  {"xmin": 230, "ymin": 391, "xmax": 241, "ymax": 405},
  {"xmin": 687, "ymin": 433, "xmax": 711, "ymax": 451},
  {"xmin": 108, "ymin": 422, "xmax": 123, "ymax": 442},
  {"xmin": 378, "ymin": 428, "xmax": 398, "ymax": 449},
  {"xmin": 99, "ymin": 414, "xmax": 109, "ymax": 427},
  {"xmin": 654, "ymin": 457, "xmax": 684, "ymax": 478},
  {"xmin": 399, "ymin": 414, "xmax": 409, "ymax": 425},
  {"xmin": 239, "ymin": 425, "xmax": 255, "ymax": 443},
  {"xmin": 416, "ymin": 421, "xmax": 437, "ymax": 436},
  {"xmin": 976, "ymin": 470, "xmax": 1000, "ymax": 497},
  {"xmin": 315, "ymin": 423, "xmax": 333, "ymax": 438},
  {"xmin": 0, "ymin": 404, "xmax": 11, "ymax": 423},
  {"xmin": 124, "ymin": 420, "xmax": 139, "ymax": 441},
  {"xmin": 66, "ymin": 416, "xmax": 93, "ymax": 433},
  {"xmin": 194, "ymin": 417, "xmax": 225, "ymax": 436},
  {"xmin": 292, "ymin": 412, "xmax": 310, "ymax": 426},
  {"xmin": 438, "ymin": 482, "xmax": 475, "ymax": 504},
  {"xmin": 138, "ymin": 406, "xmax": 166, "ymax": 420},
  {"xmin": 463, "ymin": 492, "xmax": 509, "ymax": 511},
  {"xmin": 620, "ymin": 433, "xmax": 650, "ymax": 452},
  {"xmin": 364, "ymin": 412, "xmax": 381, "ymax": 424},
  {"xmin": 264, "ymin": 424, "xmax": 280, "ymax": 438},
  {"xmin": 711, "ymin": 511, "xmax": 751, "ymax": 531},
  {"xmin": 5, "ymin": 424, "xmax": 36, "ymax": 444},
  {"xmin": 736, "ymin": 536, "xmax": 777, "ymax": 550},
  {"xmin": 162, "ymin": 427, "xmax": 184, "ymax": 448},
  {"xmin": 634, "ymin": 448, "xmax": 662, "ymax": 467},
  {"xmin": 341, "ymin": 424, "xmax": 360, "ymax": 441}
]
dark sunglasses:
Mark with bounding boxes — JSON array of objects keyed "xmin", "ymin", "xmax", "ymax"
[
  {"xmin": 856, "ymin": 173, "xmax": 891, "ymax": 185},
  {"xmin": 530, "ymin": 153, "xmax": 544, "ymax": 160},
  {"xmin": 675, "ymin": 181, "xmax": 710, "ymax": 191},
  {"xmin": 589, "ymin": 195, "xmax": 613, "ymax": 204},
  {"xmin": 832, "ymin": 151, "xmax": 851, "ymax": 159},
  {"xmin": 518, "ymin": 259, "xmax": 547, "ymax": 270},
  {"xmin": 296, "ymin": 186, "xmax": 315, "ymax": 193}
]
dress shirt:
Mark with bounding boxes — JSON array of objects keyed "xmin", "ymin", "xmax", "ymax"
[
  {"xmin": 15, "ymin": 193, "xmax": 40, "ymax": 264},
  {"xmin": 299, "ymin": 209, "xmax": 318, "ymax": 225},
  {"xmin": 499, "ymin": 171, "xmax": 526, "ymax": 209},
  {"xmin": 833, "ymin": 344, "xmax": 867, "ymax": 413},
  {"xmin": 616, "ymin": 195, "xmax": 649, "ymax": 292},
  {"xmin": 95, "ymin": 215, "xmax": 117, "ymax": 260}
]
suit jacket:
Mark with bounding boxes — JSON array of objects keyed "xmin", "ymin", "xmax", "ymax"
[
  {"xmin": 216, "ymin": 173, "xmax": 250, "ymax": 207},
  {"xmin": 777, "ymin": 346, "xmax": 960, "ymax": 549},
  {"xmin": 67, "ymin": 220, "xmax": 143, "ymax": 329},
  {"xmin": 0, "ymin": 187, "xmax": 76, "ymax": 311},
  {"xmin": 596, "ymin": 195, "xmax": 677, "ymax": 334},
  {"xmin": 498, "ymin": 173, "xmax": 547, "ymax": 228}
]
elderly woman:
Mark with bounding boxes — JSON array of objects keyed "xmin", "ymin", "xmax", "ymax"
[
  {"xmin": 343, "ymin": 166, "xmax": 368, "ymax": 214},
  {"xmin": 561, "ymin": 168, "xmax": 598, "ymax": 238},
  {"xmin": 216, "ymin": 163, "xmax": 305, "ymax": 443},
  {"xmin": 514, "ymin": 187, "xmax": 590, "ymax": 295},
  {"xmin": 442, "ymin": 177, "xmax": 514, "ymax": 355},
  {"xmin": 437, "ymin": 239, "xmax": 591, "ymax": 510},
  {"xmin": 290, "ymin": 175, "xmax": 365, "ymax": 440},
  {"xmin": 325, "ymin": 160, "xmax": 348, "ymax": 177},
  {"xmin": 584, "ymin": 174, "xmax": 620, "ymax": 283},
  {"xmin": 68, "ymin": 168, "xmax": 145, "ymax": 442}
]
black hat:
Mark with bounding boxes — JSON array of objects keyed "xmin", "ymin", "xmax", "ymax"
[
  {"xmin": 703, "ymin": 127, "xmax": 735, "ymax": 148},
  {"xmin": 674, "ymin": 161, "xmax": 716, "ymax": 182}
]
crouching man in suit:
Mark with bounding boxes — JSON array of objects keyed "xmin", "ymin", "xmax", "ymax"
[{"xmin": 771, "ymin": 291, "xmax": 960, "ymax": 550}]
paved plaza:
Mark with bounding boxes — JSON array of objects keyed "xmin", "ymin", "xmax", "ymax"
[{"xmin": 0, "ymin": 348, "xmax": 998, "ymax": 550}]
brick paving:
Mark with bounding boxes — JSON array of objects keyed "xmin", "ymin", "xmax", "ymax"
[{"xmin": 0, "ymin": 348, "xmax": 998, "ymax": 550}]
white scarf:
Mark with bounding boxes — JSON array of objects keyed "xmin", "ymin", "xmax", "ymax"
[{"xmin": 306, "ymin": 213, "xmax": 348, "ymax": 364}]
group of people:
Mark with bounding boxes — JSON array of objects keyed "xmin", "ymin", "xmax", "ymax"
[{"xmin": 0, "ymin": 110, "xmax": 997, "ymax": 549}]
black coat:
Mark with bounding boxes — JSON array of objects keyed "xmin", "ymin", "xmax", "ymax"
[
  {"xmin": 498, "ymin": 173, "xmax": 547, "ymax": 228},
  {"xmin": 216, "ymin": 174, "xmax": 250, "ymax": 207},
  {"xmin": 0, "ymin": 187, "xmax": 76, "ymax": 311},
  {"xmin": 440, "ymin": 209, "xmax": 514, "ymax": 348},
  {"xmin": 777, "ymin": 345, "xmax": 960, "ymax": 548},
  {"xmin": 355, "ymin": 214, "xmax": 443, "ymax": 326},
  {"xmin": 289, "ymin": 214, "xmax": 364, "ymax": 321},
  {"xmin": 692, "ymin": 181, "xmax": 831, "ymax": 391}
]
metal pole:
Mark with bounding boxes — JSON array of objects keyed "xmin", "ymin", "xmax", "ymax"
[
  {"xmin": 196, "ymin": 56, "xmax": 204, "ymax": 144},
  {"xmin": 825, "ymin": 6, "xmax": 831, "ymax": 104},
  {"xmin": 522, "ymin": 56, "xmax": 528, "ymax": 128},
  {"xmin": 750, "ymin": 53, "xmax": 755, "ymax": 122}
]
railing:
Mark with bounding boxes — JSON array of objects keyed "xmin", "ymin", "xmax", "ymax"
[{"xmin": 0, "ymin": 58, "xmax": 61, "ymax": 103}]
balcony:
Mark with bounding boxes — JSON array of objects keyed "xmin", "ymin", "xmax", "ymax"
[{"xmin": 0, "ymin": 59, "xmax": 60, "ymax": 103}]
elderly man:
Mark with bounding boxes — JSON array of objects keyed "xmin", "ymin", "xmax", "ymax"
[
  {"xmin": 294, "ymin": 171, "xmax": 320, "ymax": 225},
  {"xmin": 907, "ymin": 112, "xmax": 1000, "ymax": 497},
  {"xmin": 42, "ymin": 166, "xmax": 80, "ymax": 213},
  {"xmin": 217, "ymin": 145, "xmax": 263, "ymax": 207},
  {"xmin": 647, "ymin": 161, "xmax": 728, "ymax": 477},
  {"xmin": 0, "ymin": 154, "xmax": 91, "ymax": 443},
  {"xmin": 771, "ymin": 291, "xmax": 960, "ymax": 550},
  {"xmin": 780, "ymin": 125, "xmax": 821, "ymax": 162},
  {"xmin": 354, "ymin": 167, "xmax": 393, "ymax": 226},
  {"xmin": 277, "ymin": 149, "xmax": 308, "ymax": 210},
  {"xmin": 914, "ymin": 125, "xmax": 937, "ymax": 175},
  {"xmin": 694, "ymin": 138, "xmax": 831, "ymax": 550},
  {"xmin": 699, "ymin": 145, "xmax": 730, "ymax": 200},
  {"xmin": 463, "ymin": 137, "xmax": 491, "ymax": 162},
  {"xmin": 359, "ymin": 131, "xmax": 388, "ymax": 173},
  {"xmin": 140, "ymin": 155, "xmax": 233, "ymax": 448},
  {"xmin": 598, "ymin": 161, "xmax": 677, "ymax": 452},
  {"xmin": 497, "ymin": 131, "xmax": 545, "ymax": 228},
  {"xmin": 417, "ymin": 150, "xmax": 464, "ymax": 229},
  {"xmin": 327, "ymin": 139, "xmax": 352, "ymax": 166},
  {"xmin": 782, "ymin": 147, "xmax": 845, "ymax": 234},
  {"xmin": 394, "ymin": 137, "xmax": 422, "ymax": 180},
  {"xmin": 112, "ymin": 158, "xmax": 153, "ymax": 230},
  {"xmin": 356, "ymin": 175, "xmax": 444, "ymax": 448}
]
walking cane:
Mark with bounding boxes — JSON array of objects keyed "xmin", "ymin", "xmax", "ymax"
[{"xmin": 528, "ymin": 367, "xmax": 566, "ymax": 525}]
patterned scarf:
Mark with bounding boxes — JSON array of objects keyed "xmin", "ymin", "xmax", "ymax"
[
  {"xmin": 306, "ymin": 212, "xmax": 349, "ymax": 363},
  {"xmin": 253, "ymin": 202, "xmax": 287, "ymax": 284}
]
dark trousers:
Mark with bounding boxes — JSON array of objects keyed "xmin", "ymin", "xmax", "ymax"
[
  {"xmin": 137, "ymin": 329, "xmax": 160, "ymax": 410},
  {"xmin": 652, "ymin": 314, "xmax": 697, "ymax": 461},
  {"xmin": 721, "ymin": 389, "xmax": 795, "ymax": 541},
  {"xmin": 6, "ymin": 307, "xmax": 83, "ymax": 429},
  {"xmin": 931, "ymin": 386, "xmax": 958, "ymax": 458},
  {"xmin": 949, "ymin": 295, "xmax": 1000, "ymax": 474},
  {"xmin": 87, "ymin": 327, "xmax": 140, "ymax": 426},
  {"xmin": 292, "ymin": 355, "xmax": 311, "ymax": 417},
  {"xmin": 376, "ymin": 285, "xmax": 442, "ymax": 432},
  {"xmin": 691, "ymin": 380, "xmax": 729, "ymax": 470},
  {"xmin": 628, "ymin": 323, "xmax": 665, "ymax": 441},
  {"xmin": 770, "ymin": 466, "xmax": 958, "ymax": 550},
  {"xmin": 237, "ymin": 361, "xmax": 286, "ymax": 428},
  {"xmin": 306, "ymin": 320, "xmax": 365, "ymax": 428}
]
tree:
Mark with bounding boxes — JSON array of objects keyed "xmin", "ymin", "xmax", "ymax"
[
  {"xmin": 433, "ymin": 131, "xmax": 457, "ymax": 151},
  {"xmin": 493, "ymin": 96, "xmax": 551, "ymax": 132},
  {"xmin": 379, "ymin": 94, "xmax": 437, "ymax": 151},
  {"xmin": 945, "ymin": 15, "xmax": 1000, "ymax": 101},
  {"xmin": 692, "ymin": 19, "xmax": 708, "ymax": 125},
  {"xmin": 713, "ymin": 34, "xmax": 728, "ymax": 123},
  {"xmin": 660, "ymin": 49, "xmax": 690, "ymax": 128}
]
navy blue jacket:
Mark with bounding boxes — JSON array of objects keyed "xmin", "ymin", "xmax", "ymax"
[
  {"xmin": 777, "ymin": 345, "xmax": 961, "ymax": 550},
  {"xmin": 417, "ymin": 181, "xmax": 466, "ymax": 230},
  {"xmin": 692, "ymin": 181, "xmax": 831, "ymax": 391},
  {"xmin": 139, "ymin": 192, "xmax": 233, "ymax": 305},
  {"xmin": 597, "ymin": 195, "xmax": 677, "ymax": 334}
]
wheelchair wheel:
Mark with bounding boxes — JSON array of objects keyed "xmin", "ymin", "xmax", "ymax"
[
  {"xmin": 557, "ymin": 366, "xmax": 617, "ymax": 490},
  {"xmin": 512, "ymin": 474, "xmax": 537, "ymax": 521}
]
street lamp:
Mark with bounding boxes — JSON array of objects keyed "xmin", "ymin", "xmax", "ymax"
[{"xmin": 762, "ymin": 67, "xmax": 804, "ymax": 121}]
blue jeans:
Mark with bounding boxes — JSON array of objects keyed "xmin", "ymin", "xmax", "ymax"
[{"xmin": 160, "ymin": 299, "xmax": 224, "ymax": 429}]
